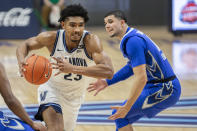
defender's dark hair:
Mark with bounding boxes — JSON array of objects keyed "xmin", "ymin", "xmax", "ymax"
[
  {"xmin": 58, "ymin": 4, "xmax": 89, "ymax": 23},
  {"xmin": 104, "ymin": 10, "xmax": 127, "ymax": 23}
]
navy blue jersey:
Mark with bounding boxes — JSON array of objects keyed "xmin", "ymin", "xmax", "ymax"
[
  {"xmin": 120, "ymin": 27, "xmax": 175, "ymax": 82},
  {"xmin": 0, "ymin": 111, "xmax": 34, "ymax": 131}
]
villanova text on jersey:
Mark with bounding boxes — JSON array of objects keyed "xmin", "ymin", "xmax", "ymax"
[{"xmin": 68, "ymin": 57, "xmax": 87, "ymax": 67}]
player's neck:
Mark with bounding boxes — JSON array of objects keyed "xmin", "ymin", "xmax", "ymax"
[
  {"xmin": 117, "ymin": 24, "xmax": 129, "ymax": 40},
  {"xmin": 65, "ymin": 34, "xmax": 80, "ymax": 51}
]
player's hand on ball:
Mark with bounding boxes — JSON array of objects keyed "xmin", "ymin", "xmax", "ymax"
[
  {"xmin": 18, "ymin": 60, "xmax": 27, "ymax": 77},
  {"xmin": 23, "ymin": 54, "xmax": 52, "ymax": 85},
  {"xmin": 18, "ymin": 54, "xmax": 35, "ymax": 77},
  {"xmin": 51, "ymin": 57, "xmax": 74, "ymax": 76}
]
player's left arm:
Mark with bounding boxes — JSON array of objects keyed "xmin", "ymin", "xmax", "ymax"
[
  {"xmin": 52, "ymin": 34, "xmax": 114, "ymax": 79},
  {"xmin": 109, "ymin": 36, "xmax": 147, "ymax": 120},
  {"xmin": 124, "ymin": 36, "xmax": 147, "ymax": 111},
  {"xmin": 123, "ymin": 64, "xmax": 147, "ymax": 110}
]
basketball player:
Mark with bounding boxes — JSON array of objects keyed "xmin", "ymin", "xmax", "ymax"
[
  {"xmin": 87, "ymin": 10, "xmax": 181, "ymax": 131},
  {"xmin": 0, "ymin": 63, "xmax": 46, "ymax": 131},
  {"xmin": 16, "ymin": 4, "xmax": 113, "ymax": 131}
]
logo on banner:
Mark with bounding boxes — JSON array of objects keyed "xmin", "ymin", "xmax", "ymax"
[
  {"xmin": 180, "ymin": 0, "xmax": 197, "ymax": 23},
  {"xmin": 0, "ymin": 8, "xmax": 32, "ymax": 27}
]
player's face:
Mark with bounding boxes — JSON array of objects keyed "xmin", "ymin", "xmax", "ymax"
[
  {"xmin": 62, "ymin": 16, "xmax": 85, "ymax": 42},
  {"xmin": 104, "ymin": 15, "xmax": 122, "ymax": 37}
]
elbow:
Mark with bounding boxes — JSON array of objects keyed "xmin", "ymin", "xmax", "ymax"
[
  {"xmin": 140, "ymin": 74, "xmax": 147, "ymax": 85},
  {"xmin": 106, "ymin": 67, "xmax": 114, "ymax": 79},
  {"xmin": 106, "ymin": 72, "xmax": 113, "ymax": 79},
  {"xmin": 135, "ymin": 72, "xmax": 147, "ymax": 86}
]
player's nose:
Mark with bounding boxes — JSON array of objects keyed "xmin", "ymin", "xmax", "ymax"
[
  {"xmin": 105, "ymin": 24, "xmax": 111, "ymax": 31},
  {"xmin": 74, "ymin": 27, "xmax": 80, "ymax": 32}
]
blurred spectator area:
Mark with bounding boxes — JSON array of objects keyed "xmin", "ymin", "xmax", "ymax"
[
  {"xmin": 32, "ymin": 0, "xmax": 169, "ymax": 26},
  {"xmin": 65, "ymin": 0, "xmax": 131, "ymax": 26}
]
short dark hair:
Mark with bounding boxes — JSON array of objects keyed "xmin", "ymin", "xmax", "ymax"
[
  {"xmin": 58, "ymin": 4, "xmax": 89, "ymax": 23},
  {"xmin": 104, "ymin": 10, "xmax": 127, "ymax": 23}
]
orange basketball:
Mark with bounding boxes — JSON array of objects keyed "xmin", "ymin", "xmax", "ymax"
[{"xmin": 23, "ymin": 55, "xmax": 52, "ymax": 85}]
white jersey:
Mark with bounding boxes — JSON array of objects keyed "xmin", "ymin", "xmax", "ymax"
[
  {"xmin": 48, "ymin": 29, "xmax": 95, "ymax": 97},
  {"xmin": 37, "ymin": 30, "xmax": 95, "ymax": 131}
]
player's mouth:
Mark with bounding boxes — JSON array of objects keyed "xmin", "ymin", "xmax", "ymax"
[
  {"xmin": 71, "ymin": 35, "xmax": 81, "ymax": 40},
  {"xmin": 107, "ymin": 28, "xmax": 113, "ymax": 33}
]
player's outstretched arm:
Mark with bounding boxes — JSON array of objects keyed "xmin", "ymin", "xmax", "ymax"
[
  {"xmin": 87, "ymin": 63, "xmax": 134, "ymax": 96},
  {"xmin": 52, "ymin": 34, "xmax": 114, "ymax": 79},
  {"xmin": 0, "ymin": 63, "xmax": 47, "ymax": 131}
]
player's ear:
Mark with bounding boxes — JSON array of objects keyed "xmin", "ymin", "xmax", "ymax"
[
  {"xmin": 120, "ymin": 20, "xmax": 125, "ymax": 26},
  {"xmin": 60, "ymin": 21, "xmax": 65, "ymax": 28}
]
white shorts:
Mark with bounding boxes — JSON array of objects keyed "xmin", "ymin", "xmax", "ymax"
[{"xmin": 36, "ymin": 82, "xmax": 85, "ymax": 131}]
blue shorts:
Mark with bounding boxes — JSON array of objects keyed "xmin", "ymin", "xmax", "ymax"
[
  {"xmin": 0, "ymin": 111, "xmax": 34, "ymax": 131},
  {"xmin": 35, "ymin": 103, "xmax": 62, "ymax": 121},
  {"xmin": 112, "ymin": 78, "xmax": 181, "ymax": 129}
]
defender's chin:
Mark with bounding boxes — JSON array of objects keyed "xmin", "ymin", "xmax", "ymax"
[{"xmin": 110, "ymin": 33, "xmax": 116, "ymax": 38}]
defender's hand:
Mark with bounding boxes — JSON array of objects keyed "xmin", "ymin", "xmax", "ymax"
[
  {"xmin": 87, "ymin": 79, "xmax": 108, "ymax": 96},
  {"xmin": 108, "ymin": 106, "xmax": 129, "ymax": 120}
]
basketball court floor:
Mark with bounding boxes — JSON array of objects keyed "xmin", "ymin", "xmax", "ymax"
[{"xmin": 0, "ymin": 26, "xmax": 197, "ymax": 131}]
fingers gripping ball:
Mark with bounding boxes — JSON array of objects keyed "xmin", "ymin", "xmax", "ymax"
[{"xmin": 23, "ymin": 55, "xmax": 52, "ymax": 85}]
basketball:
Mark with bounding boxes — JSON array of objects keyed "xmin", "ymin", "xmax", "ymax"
[{"xmin": 23, "ymin": 55, "xmax": 52, "ymax": 85}]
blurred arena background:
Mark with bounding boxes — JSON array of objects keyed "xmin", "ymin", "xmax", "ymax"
[{"xmin": 0, "ymin": 0, "xmax": 197, "ymax": 131}]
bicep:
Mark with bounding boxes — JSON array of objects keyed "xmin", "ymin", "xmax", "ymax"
[
  {"xmin": 86, "ymin": 34, "xmax": 113, "ymax": 68},
  {"xmin": 86, "ymin": 34, "xmax": 106, "ymax": 64},
  {"xmin": 25, "ymin": 32, "xmax": 54, "ymax": 50},
  {"xmin": 25, "ymin": 37, "xmax": 43, "ymax": 50},
  {"xmin": 126, "ymin": 37, "xmax": 146, "ymax": 68}
]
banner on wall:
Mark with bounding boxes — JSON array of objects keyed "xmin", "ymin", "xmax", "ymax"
[
  {"xmin": 170, "ymin": 0, "xmax": 197, "ymax": 34},
  {"xmin": 173, "ymin": 41, "xmax": 197, "ymax": 79},
  {"xmin": 0, "ymin": 0, "xmax": 40, "ymax": 39}
]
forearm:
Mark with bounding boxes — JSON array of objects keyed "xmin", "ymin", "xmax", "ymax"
[
  {"xmin": 124, "ymin": 75, "xmax": 147, "ymax": 110},
  {"xmin": 5, "ymin": 96, "xmax": 33, "ymax": 126},
  {"xmin": 106, "ymin": 64, "xmax": 133, "ymax": 86},
  {"xmin": 71, "ymin": 64, "xmax": 113, "ymax": 79},
  {"xmin": 16, "ymin": 43, "xmax": 28, "ymax": 63}
]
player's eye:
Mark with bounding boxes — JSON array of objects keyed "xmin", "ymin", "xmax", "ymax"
[
  {"xmin": 69, "ymin": 23, "xmax": 76, "ymax": 27},
  {"xmin": 79, "ymin": 23, "xmax": 84, "ymax": 27},
  {"xmin": 108, "ymin": 19, "xmax": 113, "ymax": 24}
]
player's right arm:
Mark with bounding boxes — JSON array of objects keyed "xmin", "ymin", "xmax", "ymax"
[{"xmin": 16, "ymin": 31, "xmax": 56, "ymax": 76}]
